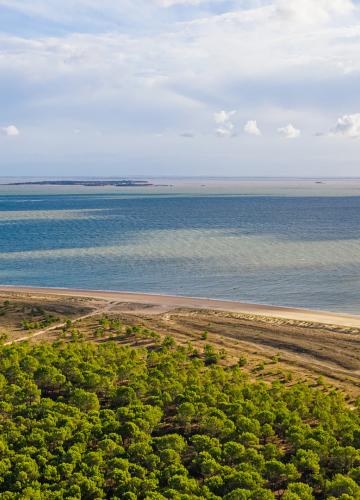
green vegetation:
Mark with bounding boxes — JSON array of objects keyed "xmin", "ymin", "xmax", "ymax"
[
  {"xmin": 0, "ymin": 337, "xmax": 359, "ymax": 499},
  {"xmin": 201, "ymin": 331, "xmax": 209, "ymax": 341},
  {"xmin": 21, "ymin": 314, "xmax": 59, "ymax": 331}
]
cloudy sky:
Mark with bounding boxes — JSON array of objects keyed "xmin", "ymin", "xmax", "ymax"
[{"xmin": 1, "ymin": 0, "xmax": 360, "ymax": 176}]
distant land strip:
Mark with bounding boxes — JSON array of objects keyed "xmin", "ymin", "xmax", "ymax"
[{"xmin": 5, "ymin": 180, "xmax": 154, "ymax": 187}]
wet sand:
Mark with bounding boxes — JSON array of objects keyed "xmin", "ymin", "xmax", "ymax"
[{"xmin": 0, "ymin": 285, "xmax": 359, "ymax": 328}]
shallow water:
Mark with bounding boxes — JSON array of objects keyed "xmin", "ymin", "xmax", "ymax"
[{"xmin": 0, "ymin": 182, "xmax": 359, "ymax": 313}]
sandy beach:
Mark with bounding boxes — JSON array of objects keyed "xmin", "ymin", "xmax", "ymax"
[{"xmin": 1, "ymin": 285, "xmax": 359, "ymax": 328}]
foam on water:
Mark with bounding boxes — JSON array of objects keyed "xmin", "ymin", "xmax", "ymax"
[{"xmin": 0, "ymin": 209, "xmax": 106, "ymax": 221}]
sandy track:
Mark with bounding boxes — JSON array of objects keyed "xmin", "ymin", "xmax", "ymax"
[
  {"xmin": 4, "ymin": 303, "xmax": 113, "ymax": 345},
  {"xmin": 0, "ymin": 285, "xmax": 359, "ymax": 328}
]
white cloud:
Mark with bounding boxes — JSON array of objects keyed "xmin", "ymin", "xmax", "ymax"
[
  {"xmin": 331, "ymin": 113, "xmax": 360, "ymax": 138},
  {"xmin": 277, "ymin": 123, "xmax": 301, "ymax": 139},
  {"xmin": 156, "ymin": 0, "xmax": 205, "ymax": 6},
  {"xmin": 244, "ymin": 120, "xmax": 261, "ymax": 136},
  {"xmin": 216, "ymin": 125, "xmax": 235, "ymax": 137},
  {"xmin": 214, "ymin": 110, "xmax": 236, "ymax": 124},
  {"xmin": 214, "ymin": 110, "xmax": 236, "ymax": 137},
  {"xmin": 275, "ymin": 0, "xmax": 355, "ymax": 25},
  {"xmin": 1, "ymin": 125, "xmax": 20, "ymax": 137}
]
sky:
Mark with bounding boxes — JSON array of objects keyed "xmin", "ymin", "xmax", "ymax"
[{"xmin": 0, "ymin": 0, "xmax": 360, "ymax": 177}]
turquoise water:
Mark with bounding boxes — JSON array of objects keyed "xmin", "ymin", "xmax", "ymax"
[{"xmin": 0, "ymin": 184, "xmax": 360, "ymax": 313}]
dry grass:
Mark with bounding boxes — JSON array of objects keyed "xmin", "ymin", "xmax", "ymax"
[{"xmin": 0, "ymin": 292, "xmax": 98, "ymax": 340}]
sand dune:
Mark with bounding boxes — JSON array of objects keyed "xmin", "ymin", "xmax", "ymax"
[{"xmin": 0, "ymin": 285, "xmax": 359, "ymax": 328}]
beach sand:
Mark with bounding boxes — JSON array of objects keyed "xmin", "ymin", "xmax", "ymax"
[{"xmin": 0, "ymin": 285, "xmax": 359, "ymax": 328}]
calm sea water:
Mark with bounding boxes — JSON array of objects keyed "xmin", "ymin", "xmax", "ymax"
[{"xmin": 0, "ymin": 185, "xmax": 359, "ymax": 313}]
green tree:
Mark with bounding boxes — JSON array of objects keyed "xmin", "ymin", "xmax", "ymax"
[
  {"xmin": 70, "ymin": 388, "xmax": 100, "ymax": 411},
  {"xmin": 282, "ymin": 482, "xmax": 314, "ymax": 500},
  {"xmin": 326, "ymin": 474, "xmax": 360, "ymax": 498}
]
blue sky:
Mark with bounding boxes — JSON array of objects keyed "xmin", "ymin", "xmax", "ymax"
[{"xmin": 1, "ymin": 0, "xmax": 360, "ymax": 176}]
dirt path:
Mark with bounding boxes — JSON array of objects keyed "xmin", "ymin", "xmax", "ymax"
[{"xmin": 4, "ymin": 303, "xmax": 111, "ymax": 345}]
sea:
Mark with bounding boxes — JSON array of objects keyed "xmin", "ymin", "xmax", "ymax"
[{"xmin": 0, "ymin": 177, "xmax": 360, "ymax": 314}]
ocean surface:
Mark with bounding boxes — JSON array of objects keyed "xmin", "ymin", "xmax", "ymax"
[{"xmin": 0, "ymin": 179, "xmax": 360, "ymax": 314}]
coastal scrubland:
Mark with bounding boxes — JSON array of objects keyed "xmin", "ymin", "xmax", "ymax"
[
  {"xmin": 2, "ymin": 291, "xmax": 360, "ymax": 396},
  {"xmin": 1, "ymin": 291, "xmax": 360, "ymax": 498}
]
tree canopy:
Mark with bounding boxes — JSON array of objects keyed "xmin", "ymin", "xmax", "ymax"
[{"xmin": 0, "ymin": 338, "xmax": 359, "ymax": 498}]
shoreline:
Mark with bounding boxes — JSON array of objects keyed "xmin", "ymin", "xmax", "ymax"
[{"xmin": 1, "ymin": 285, "xmax": 360, "ymax": 328}]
